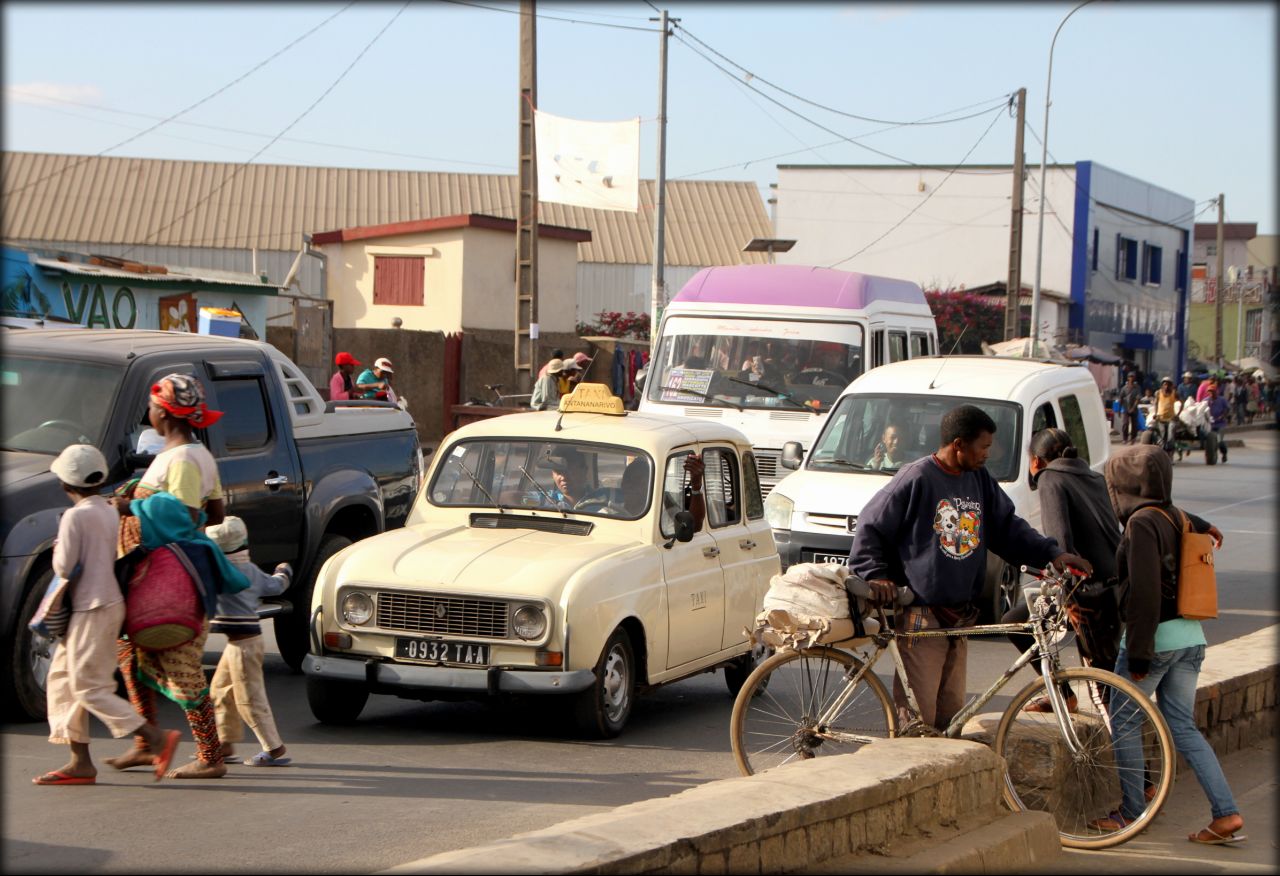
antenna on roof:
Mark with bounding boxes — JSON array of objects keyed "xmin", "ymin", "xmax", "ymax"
[{"xmin": 929, "ymin": 326, "xmax": 968, "ymax": 390}]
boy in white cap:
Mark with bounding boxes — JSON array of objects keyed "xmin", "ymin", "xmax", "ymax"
[
  {"xmin": 206, "ymin": 516, "xmax": 293, "ymax": 766},
  {"xmin": 35, "ymin": 445, "xmax": 180, "ymax": 785},
  {"xmin": 355, "ymin": 356, "xmax": 395, "ymax": 401}
]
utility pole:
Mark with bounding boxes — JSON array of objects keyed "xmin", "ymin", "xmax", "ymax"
[
  {"xmin": 515, "ymin": 0, "xmax": 539, "ymax": 393},
  {"xmin": 1214, "ymin": 192, "xmax": 1224, "ymax": 365},
  {"xmin": 1004, "ymin": 88, "xmax": 1027, "ymax": 341},
  {"xmin": 648, "ymin": 9, "xmax": 675, "ymax": 353}
]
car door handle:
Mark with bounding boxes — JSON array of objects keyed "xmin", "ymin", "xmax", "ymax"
[
  {"xmin": 263, "ymin": 475, "xmax": 290, "ymax": 487},
  {"xmin": 702, "ymin": 546, "xmax": 720, "ymax": 558},
  {"xmin": 739, "ymin": 539, "xmax": 757, "ymax": 550}
]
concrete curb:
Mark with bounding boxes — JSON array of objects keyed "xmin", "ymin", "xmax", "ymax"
[{"xmin": 379, "ymin": 740, "xmax": 1057, "ymax": 875}]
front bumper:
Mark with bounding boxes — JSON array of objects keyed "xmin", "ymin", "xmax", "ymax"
[
  {"xmin": 775, "ymin": 530, "xmax": 854, "ymax": 570},
  {"xmin": 302, "ymin": 653, "xmax": 596, "ymax": 696}
]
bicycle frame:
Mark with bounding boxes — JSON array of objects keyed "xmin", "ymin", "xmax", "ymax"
[{"xmin": 814, "ymin": 574, "xmax": 1089, "ymax": 753}]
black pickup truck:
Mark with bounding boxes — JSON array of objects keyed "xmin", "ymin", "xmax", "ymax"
[{"xmin": 1, "ymin": 329, "xmax": 422, "ymax": 720}]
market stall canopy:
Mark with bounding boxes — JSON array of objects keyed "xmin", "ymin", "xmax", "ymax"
[
  {"xmin": 1229, "ymin": 356, "xmax": 1277, "ymax": 379},
  {"xmin": 1063, "ymin": 344, "xmax": 1122, "ymax": 365},
  {"xmin": 981, "ymin": 337, "xmax": 1056, "ymax": 359}
]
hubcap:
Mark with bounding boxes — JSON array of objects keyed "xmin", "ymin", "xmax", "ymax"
[
  {"xmin": 29, "ymin": 631, "xmax": 54, "ymax": 694},
  {"xmin": 601, "ymin": 646, "xmax": 630, "ymax": 721}
]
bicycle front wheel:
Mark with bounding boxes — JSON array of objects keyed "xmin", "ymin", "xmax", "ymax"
[
  {"xmin": 730, "ymin": 646, "xmax": 896, "ymax": 776},
  {"xmin": 995, "ymin": 666, "xmax": 1174, "ymax": 850}
]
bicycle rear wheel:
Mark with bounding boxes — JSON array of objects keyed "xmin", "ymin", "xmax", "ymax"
[
  {"xmin": 994, "ymin": 666, "xmax": 1174, "ymax": 850},
  {"xmin": 730, "ymin": 646, "xmax": 896, "ymax": 776}
]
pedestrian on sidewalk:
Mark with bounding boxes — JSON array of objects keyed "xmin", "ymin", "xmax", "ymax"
[
  {"xmin": 206, "ymin": 517, "xmax": 293, "ymax": 767},
  {"xmin": 329, "ymin": 352, "xmax": 360, "ymax": 402},
  {"xmin": 1205, "ymin": 386, "xmax": 1230, "ymax": 463},
  {"xmin": 1118, "ymin": 373, "xmax": 1142, "ymax": 444},
  {"xmin": 531, "ymin": 357, "xmax": 567, "ymax": 411},
  {"xmin": 1101, "ymin": 444, "xmax": 1244, "ymax": 846},
  {"xmin": 1153, "ymin": 377, "xmax": 1180, "ymax": 452},
  {"xmin": 1002, "ymin": 428, "xmax": 1121, "ymax": 712},
  {"xmin": 34, "ymin": 445, "xmax": 181, "ymax": 786}
]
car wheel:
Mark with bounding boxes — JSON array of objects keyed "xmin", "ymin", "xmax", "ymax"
[
  {"xmin": 572, "ymin": 627, "xmax": 635, "ymax": 739},
  {"xmin": 724, "ymin": 641, "xmax": 773, "ymax": 697},
  {"xmin": 986, "ymin": 559, "xmax": 1020, "ymax": 625},
  {"xmin": 276, "ymin": 534, "xmax": 352, "ymax": 673},
  {"xmin": 306, "ymin": 676, "xmax": 369, "ymax": 724},
  {"xmin": 3, "ymin": 564, "xmax": 56, "ymax": 722}
]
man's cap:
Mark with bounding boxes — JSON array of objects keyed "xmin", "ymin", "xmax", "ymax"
[
  {"xmin": 572, "ymin": 352, "xmax": 593, "ymax": 367},
  {"xmin": 1183, "ymin": 371, "xmax": 1194, "ymax": 378},
  {"xmin": 541, "ymin": 446, "xmax": 585, "ymax": 470},
  {"xmin": 206, "ymin": 516, "xmax": 249, "ymax": 552},
  {"xmin": 374, "ymin": 357, "xmax": 394, "ymax": 373},
  {"xmin": 335, "ymin": 351, "xmax": 361, "ymax": 366},
  {"xmin": 546, "ymin": 358, "xmax": 566, "ymax": 375},
  {"xmin": 561, "ymin": 359, "xmax": 582, "ymax": 371},
  {"xmin": 1161, "ymin": 376, "xmax": 1173, "ymax": 384},
  {"xmin": 50, "ymin": 444, "xmax": 108, "ymax": 488}
]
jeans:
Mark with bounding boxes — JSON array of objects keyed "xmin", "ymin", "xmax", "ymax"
[{"xmin": 1111, "ymin": 643, "xmax": 1238, "ymax": 820}]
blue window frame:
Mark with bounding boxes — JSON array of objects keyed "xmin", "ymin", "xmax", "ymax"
[
  {"xmin": 1175, "ymin": 249, "xmax": 1187, "ymax": 292},
  {"xmin": 1116, "ymin": 235, "xmax": 1139, "ymax": 282},
  {"xmin": 1091, "ymin": 227, "xmax": 1099, "ymax": 271},
  {"xmin": 1142, "ymin": 243, "xmax": 1163, "ymax": 286}
]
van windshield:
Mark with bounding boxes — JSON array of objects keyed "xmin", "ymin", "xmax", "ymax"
[
  {"xmin": 808, "ymin": 394, "xmax": 1023, "ymax": 482},
  {"xmin": 646, "ymin": 316, "xmax": 864, "ymax": 413}
]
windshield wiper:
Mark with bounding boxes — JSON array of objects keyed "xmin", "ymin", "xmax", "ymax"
[
  {"xmin": 517, "ymin": 464, "xmax": 568, "ymax": 518},
  {"xmin": 724, "ymin": 376, "xmax": 809, "ymax": 410},
  {"xmin": 454, "ymin": 457, "xmax": 506, "ymax": 513},
  {"xmin": 655, "ymin": 381, "xmax": 744, "ymax": 412},
  {"xmin": 821, "ymin": 457, "xmax": 869, "ymax": 470}
]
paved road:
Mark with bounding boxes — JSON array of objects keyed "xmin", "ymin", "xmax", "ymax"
[{"xmin": 3, "ymin": 431, "xmax": 1276, "ymax": 874}]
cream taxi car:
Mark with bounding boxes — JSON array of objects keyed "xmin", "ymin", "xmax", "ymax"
[{"xmin": 302, "ymin": 384, "xmax": 780, "ymax": 737}]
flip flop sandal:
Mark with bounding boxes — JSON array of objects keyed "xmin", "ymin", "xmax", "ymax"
[
  {"xmin": 32, "ymin": 770, "xmax": 95, "ymax": 786},
  {"xmin": 1189, "ymin": 826, "xmax": 1246, "ymax": 845},
  {"xmin": 246, "ymin": 751, "xmax": 292, "ymax": 767},
  {"xmin": 153, "ymin": 730, "xmax": 181, "ymax": 782},
  {"xmin": 1087, "ymin": 811, "xmax": 1131, "ymax": 831},
  {"xmin": 190, "ymin": 753, "xmax": 241, "ymax": 764},
  {"xmin": 1022, "ymin": 694, "xmax": 1078, "ymax": 714}
]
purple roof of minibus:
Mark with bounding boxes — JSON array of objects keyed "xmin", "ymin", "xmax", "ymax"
[{"xmin": 672, "ymin": 265, "xmax": 924, "ymax": 309}]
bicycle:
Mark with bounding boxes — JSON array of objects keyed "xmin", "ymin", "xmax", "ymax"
[
  {"xmin": 729, "ymin": 565, "xmax": 1175, "ymax": 850},
  {"xmin": 466, "ymin": 383, "xmax": 533, "ymax": 407}
]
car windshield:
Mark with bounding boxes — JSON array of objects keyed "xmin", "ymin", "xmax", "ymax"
[
  {"xmin": 427, "ymin": 439, "xmax": 654, "ymax": 520},
  {"xmin": 807, "ymin": 394, "xmax": 1023, "ymax": 482},
  {"xmin": 0, "ymin": 354, "xmax": 124, "ymax": 454},
  {"xmin": 646, "ymin": 316, "xmax": 864, "ymax": 414}
]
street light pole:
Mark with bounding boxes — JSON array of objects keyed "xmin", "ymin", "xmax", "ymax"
[{"xmin": 1028, "ymin": 0, "xmax": 1095, "ymax": 357}]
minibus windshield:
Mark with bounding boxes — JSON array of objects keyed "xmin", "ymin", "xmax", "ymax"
[
  {"xmin": 646, "ymin": 316, "xmax": 864, "ymax": 413},
  {"xmin": 807, "ymin": 394, "xmax": 1023, "ymax": 482}
]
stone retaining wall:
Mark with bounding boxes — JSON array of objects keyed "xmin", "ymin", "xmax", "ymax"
[
  {"xmin": 1195, "ymin": 626, "xmax": 1279, "ymax": 756},
  {"xmin": 380, "ymin": 741, "xmax": 1058, "ymax": 875}
]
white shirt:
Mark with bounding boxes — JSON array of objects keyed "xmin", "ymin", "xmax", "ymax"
[{"xmin": 53, "ymin": 494, "xmax": 124, "ymax": 611}]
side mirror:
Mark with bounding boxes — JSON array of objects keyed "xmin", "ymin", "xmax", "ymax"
[
  {"xmin": 781, "ymin": 441, "xmax": 804, "ymax": 470},
  {"xmin": 673, "ymin": 510, "xmax": 696, "ymax": 543}
]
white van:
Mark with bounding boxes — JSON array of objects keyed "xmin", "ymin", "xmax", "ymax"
[
  {"xmin": 639, "ymin": 265, "xmax": 937, "ymax": 495},
  {"xmin": 764, "ymin": 356, "xmax": 1111, "ymax": 620}
]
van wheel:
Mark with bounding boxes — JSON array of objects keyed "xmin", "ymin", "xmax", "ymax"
[
  {"xmin": 989, "ymin": 560, "xmax": 1020, "ymax": 624},
  {"xmin": 724, "ymin": 642, "xmax": 773, "ymax": 697},
  {"xmin": 277, "ymin": 534, "xmax": 352, "ymax": 672},
  {"xmin": 3, "ymin": 565, "xmax": 55, "ymax": 722},
  {"xmin": 572, "ymin": 628, "xmax": 635, "ymax": 739}
]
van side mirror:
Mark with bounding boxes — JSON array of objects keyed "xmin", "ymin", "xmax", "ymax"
[
  {"xmin": 673, "ymin": 510, "xmax": 696, "ymax": 543},
  {"xmin": 781, "ymin": 441, "xmax": 804, "ymax": 470}
]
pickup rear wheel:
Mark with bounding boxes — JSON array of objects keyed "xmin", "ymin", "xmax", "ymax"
[
  {"xmin": 276, "ymin": 534, "xmax": 352, "ymax": 673},
  {"xmin": 306, "ymin": 676, "xmax": 368, "ymax": 724},
  {"xmin": 4, "ymin": 564, "xmax": 55, "ymax": 722},
  {"xmin": 572, "ymin": 628, "xmax": 635, "ymax": 739}
]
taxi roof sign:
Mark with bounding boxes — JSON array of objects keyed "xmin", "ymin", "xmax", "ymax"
[{"xmin": 558, "ymin": 382, "xmax": 626, "ymax": 415}]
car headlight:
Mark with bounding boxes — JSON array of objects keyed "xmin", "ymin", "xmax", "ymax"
[
  {"xmin": 764, "ymin": 490, "xmax": 794, "ymax": 531},
  {"xmin": 512, "ymin": 604, "xmax": 547, "ymax": 641},
  {"xmin": 341, "ymin": 591, "xmax": 373, "ymax": 626}
]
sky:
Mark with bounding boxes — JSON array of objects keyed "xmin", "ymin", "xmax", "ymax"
[{"xmin": 3, "ymin": 2, "xmax": 1277, "ymax": 240}]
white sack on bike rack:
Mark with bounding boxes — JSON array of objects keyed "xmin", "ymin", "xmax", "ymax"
[
  {"xmin": 746, "ymin": 608, "xmax": 832, "ymax": 650},
  {"xmin": 760, "ymin": 562, "xmax": 851, "ymax": 619}
]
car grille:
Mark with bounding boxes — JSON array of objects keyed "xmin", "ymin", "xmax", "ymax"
[{"xmin": 376, "ymin": 592, "xmax": 510, "ymax": 639}]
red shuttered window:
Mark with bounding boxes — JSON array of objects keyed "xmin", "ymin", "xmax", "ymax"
[{"xmin": 373, "ymin": 256, "xmax": 425, "ymax": 306}]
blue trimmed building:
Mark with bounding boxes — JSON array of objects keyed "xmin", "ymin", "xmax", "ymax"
[{"xmin": 776, "ymin": 162, "xmax": 1194, "ymax": 379}]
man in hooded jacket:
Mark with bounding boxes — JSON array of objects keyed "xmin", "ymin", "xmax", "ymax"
[{"xmin": 1101, "ymin": 445, "xmax": 1244, "ymax": 846}]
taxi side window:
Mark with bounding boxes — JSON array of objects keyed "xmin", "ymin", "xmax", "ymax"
[
  {"xmin": 742, "ymin": 452, "xmax": 764, "ymax": 520},
  {"xmin": 703, "ymin": 447, "xmax": 741, "ymax": 529},
  {"xmin": 1058, "ymin": 394, "xmax": 1091, "ymax": 464},
  {"xmin": 659, "ymin": 452, "xmax": 693, "ymax": 537}
]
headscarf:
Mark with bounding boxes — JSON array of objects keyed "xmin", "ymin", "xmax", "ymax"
[
  {"xmin": 130, "ymin": 492, "xmax": 249, "ymax": 594},
  {"xmin": 151, "ymin": 373, "xmax": 223, "ymax": 429}
]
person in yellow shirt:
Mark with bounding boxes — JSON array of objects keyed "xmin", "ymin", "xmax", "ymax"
[{"xmin": 1153, "ymin": 377, "xmax": 1180, "ymax": 452}]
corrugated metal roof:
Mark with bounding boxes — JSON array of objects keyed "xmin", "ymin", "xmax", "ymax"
[{"xmin": 1, "ymin": 151, "xmax": 771, "ymax": 267}]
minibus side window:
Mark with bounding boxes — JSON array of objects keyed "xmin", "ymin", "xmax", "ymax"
[
  {"xmin": 909, "ymin": 332, "xmax": 929, "ymax": 359},
  {"xmin": 871, "ymin": 330, "xmax": 885, "ymax": 368},
  {"xmin": 888, "ymin": 331, "xmax": 908, "ymax": 363}
]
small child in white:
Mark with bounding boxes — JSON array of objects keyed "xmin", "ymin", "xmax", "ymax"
[{"xmin": 206, "ymin": 517, "xmax": 293, "ymax": 767}]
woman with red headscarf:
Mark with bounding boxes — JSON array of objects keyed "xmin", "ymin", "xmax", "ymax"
[{"xmin": 108, "ymin": 373, "xmax": 232, "ymax": 779}]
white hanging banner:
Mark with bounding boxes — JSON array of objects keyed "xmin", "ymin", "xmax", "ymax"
[{"xmin": 535, "ymin": 110, "xmax": 640, "ymax": 212}]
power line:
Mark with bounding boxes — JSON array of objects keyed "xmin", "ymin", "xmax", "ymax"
[
  {"xmin": 121, "ymin": 2, "xmax": 411, "ymax": 257},
  {"xmin": 437, "ymin": 0, "xmax": 657, "ymax": 32},
  {"xmin": 826, "ymin": 108, "xmax": 1007, "ymax": 269},
  {"xmin": 675, "ymin": 22, "xmax": 1012, "ymax": 128},
  {"xmin": 2, "ymin": 3, "xmax": 356, "ymax": 199}
]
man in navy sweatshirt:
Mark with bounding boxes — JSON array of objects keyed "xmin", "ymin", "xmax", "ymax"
[{"xmin": 849, "ymin": 404, "xmax": 1092, "ymax": 731}]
